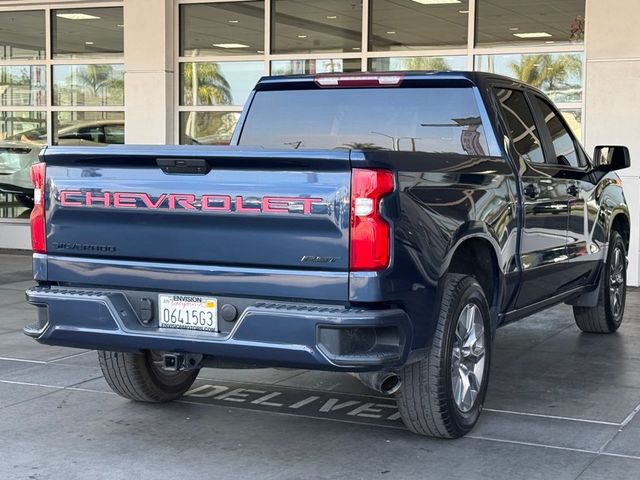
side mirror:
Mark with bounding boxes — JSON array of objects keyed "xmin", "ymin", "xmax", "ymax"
[{"xmin": 593, "ymin": 145, "xmax": 630, "ymax": 172}]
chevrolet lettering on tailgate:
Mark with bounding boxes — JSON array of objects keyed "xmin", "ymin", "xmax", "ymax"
[{"xmin": 58, "ymin": 191, "xmax": 325, "ymax": 214}]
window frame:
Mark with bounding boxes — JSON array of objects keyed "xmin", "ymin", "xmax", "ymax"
[
  {"xmin": 0, "ymin": 3, "xmax": 124, "ymax": 224},
  {"xmin": 526, "ymin": 91, "xmax": 590, "ymax": 171},
  {"xmin": 492, "ymin": 84, "xmax": 551, "ymax": 167}
]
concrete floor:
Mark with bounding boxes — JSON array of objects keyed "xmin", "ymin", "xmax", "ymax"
[{"xmin": 1, "ymin": 253, "xmax": 640, "ymax": 479}]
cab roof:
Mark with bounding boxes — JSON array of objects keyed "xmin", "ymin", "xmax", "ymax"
[{"xmin": 254, "ymin": 70, "xmax": 535, "ymax": 92}]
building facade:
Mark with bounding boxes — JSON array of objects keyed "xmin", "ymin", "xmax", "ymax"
[{"xmin": 0, "ymin": 0, "xmax": 638, "ymax": 285}]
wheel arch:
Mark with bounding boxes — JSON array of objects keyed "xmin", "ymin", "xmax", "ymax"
[
  {"xmin": 610, "ymin": 212, "xmax": 630, "ymax": 252},
  {"xmin": 442, "ymin": 232, "xmax": 503, "ymax": 331}
]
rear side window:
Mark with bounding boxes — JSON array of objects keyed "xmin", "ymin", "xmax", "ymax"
[
  {"xmin": 495, "ymin": 88, "xmax": 544, "ymax": 164},
  {"xmin": 239, "ymin": 87, "xmax": 489, "ymax": 155},
  {"xmin": 533, "ymin": 97, "xmax": 583, "ymax": 168}
]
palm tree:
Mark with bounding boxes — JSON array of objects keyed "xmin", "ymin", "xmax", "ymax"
[
  {"xmin": 403, "ymin": 57, "xmax": 452, "ymax": 71},
  {"xmin": 182, "ymin": 62, "xmax": 232, "ymax": 106},
  {"xmin": 73, "ymin": 64, "xmax": 124, "ymax": 105},
  {"xmin": 509, "ymin": 54, "xmax": 581, "ymax": 91}
]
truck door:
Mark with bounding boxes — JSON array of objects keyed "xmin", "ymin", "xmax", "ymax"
[
  {"xmin": 494, "ymin": 87, "xmax": 571, "ymax": 308},
  {"xmin": 529, "ymin": 94, "xmax": 600, "ymax": 289}
]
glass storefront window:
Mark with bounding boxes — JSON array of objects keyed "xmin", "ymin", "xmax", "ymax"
[
  {"xmin": 180, "ymin": 2, "xmax": 265, "ymax": 57},
  {"xmin": 475, "ymin": 52, "xmax": 584, "ymax": 103},
  {"xmin": 0, "ymin": 66, "xmax": 46, "ymax": 107},
  {"xmin": 561, "ymin": 109, "xmax": 582, "ymax": 139},
  {"xmin": 476, "ymin": 0, "xmax": 585, "ymax": 47},
  {"xmin": 52, "ymin": 7, "xmax": 124, "ymax": 59},
  {"xmin": 370, "ymin": 0, "xmax": 468, "ymax": 52},
  {"xmin": 53, "ymin": 64, "xmax": 124, "ymax": 106},
  {"xmin": 271, "ymin": 58, "xmax": 361, "ymax": 75},
  {"xmin": 0, "ymin": 11, "xmax": 45, "ymax": 60},
  {"xmin": 369, "ymin": 56, "xmax": 467, "ymax": 72},
  {"xmin": 53, "ymin": 112, "xmax": 124, "ymax": 146},
  {"xmin": 179, "ymin": 111, "xmax": 241, "ymax": 145},
  {"xmin": 272, "ymin": 0, "xmax": 362, "ymax": 54},
  {"xmin": 0, "ymin": 111, "xmax": 47, "ymax": 217},
  {"xmin": 180, "ymin": 61, "xmax": 263, "ymax": 106}
]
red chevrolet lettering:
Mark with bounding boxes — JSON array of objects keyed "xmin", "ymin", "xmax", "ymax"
[
  {"xmin": 168, "ymin": 194, "xmax": 196, "ymax": 210},
  {"xmin": 86, "ymin": 191, "xmax": 111, "ymax": 207},
  {"xmin": 235, "ymin": 196, "xmax": 260, "ymax": 213},
  {"xmin": 262, "ymin": 197, "xmax": 291, "ymax": 213},
  {"xmin": 202, "ymin": 195, "xmax": 231, "ymax": 211},
  {"xmin": 139, "ymin": 193, "xmax": 167, "ymax": 209},
  {"xmin": 59, "ymin": 190, "xmax": 83, "ymax": 206},
  {"xmin": 113, "ymin": 192, "xmax": 137, "ymax": 208},
  {"xmin": 58, "ymin": 190, "xmax": 324, "ymax": 215}
]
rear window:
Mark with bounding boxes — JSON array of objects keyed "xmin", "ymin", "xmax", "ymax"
[{"xmin": 238, "ymin": 87, "xmax": 488, "ymax": 155}]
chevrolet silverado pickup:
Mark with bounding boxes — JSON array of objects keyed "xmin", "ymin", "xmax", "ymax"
[{"xmin": 24, "ymin": 72, "xmax": 631, "ymax": 438}]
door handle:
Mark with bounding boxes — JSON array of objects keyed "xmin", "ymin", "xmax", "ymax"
[
  {"xmin": 523, "ymin": 184, "xmax": 539, "ymax": 199},
  {"xmin": 567, "ymin": 184, "xmax": 580, "ymax": 197}
]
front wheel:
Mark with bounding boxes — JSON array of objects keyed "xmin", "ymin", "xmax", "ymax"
[
  {"xmin": 98, "ymin": 350, "xmax": 199, "ymax": 402},
  {"xmin": 396, "ymin": 274, "xmax": 491, "ymax": 438},
  {"xmin": 573, "ymin": 231, "xmax": 627, "ymax": 333}
]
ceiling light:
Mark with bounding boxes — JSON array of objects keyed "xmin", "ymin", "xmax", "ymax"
[
  {"xmin": 297, "ymin": 34, "xmax": 308, "ymax": 38},
  {"xmin": 352, "ymin": 47, "xmax": 361, "ymax": 50},
  {"xmin": 326, "ymin": 15, "xmax": 337, "ymax": 19},
  {"xmin": 508, "ymin": 27, "xmax": 519, "ymax": 31},
  {"xmin": 411, "ymin": 0, "xmax": 461, "ymax": 4},
  {"xmin": 84, "ymin": 41, "xmax": 94, "ymax": 45},
  {"xmin": 56, "ymin": 13, "xmax": 101, "ymax": 20},
  {"xmin": 212, "ymin": 43, "xmax": 250, "ymax": 48},
  {"xmin": 458, "ymin": 9, "xmax": 469, "ymax": 13},
  {"xmin": 257, "ymin": 50, "xmax": 264, "ymax": 53},
  {"xmin": 228, "ymin": 20, "xmax": 239, "ymax": 24},
  {"xmin": 387, "ymin": 31, "xmax": 396, "ymax": 34},
  {"xmin": 513, "ymin": 32, "xmax": 552, "ymax": 38},
  {"xmin": 117, "ymin": 24, "xmax": 124, "ymax": 27},
  {"xmin": 545, "ymin": 40, "xmax": 555, "ymax": 44}
]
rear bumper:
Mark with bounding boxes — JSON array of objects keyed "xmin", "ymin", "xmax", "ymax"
[{"xmin": 25, "ymin": 286, "xmax": 412, "ymax": 371}]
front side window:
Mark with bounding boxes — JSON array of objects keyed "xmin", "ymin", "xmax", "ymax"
[
  {"xmin": 533, "ymin": 96, "xmax": 582, "ymax": 168},
  {"xmin": 239, "ymin": 87, "xmax": 488, "ymax": 155},
  {"xmin": 495, "ymin": 88, "xmax": 544, "ymax": 164}
]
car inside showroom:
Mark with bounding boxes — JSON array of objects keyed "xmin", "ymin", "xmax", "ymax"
[{"xmin": 1, "ymin": 0, "xmax": 639, "ymax": 478}]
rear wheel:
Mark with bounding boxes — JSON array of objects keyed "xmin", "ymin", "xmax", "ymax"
[
  {"xmin": 573, "ymin": 231, "xmax": 627, "ymax": 333},
  {"xmin": 396, "ymin": 274, "xmax": 491, "ymax": 438},
  {"xmin": 98, "ymin": 350, "xmax": 199, "ymax": 402}
]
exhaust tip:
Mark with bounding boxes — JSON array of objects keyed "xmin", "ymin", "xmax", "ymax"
[{"xmin": 380, "ymin": 374, "xmax": 402, "ymax": 395}]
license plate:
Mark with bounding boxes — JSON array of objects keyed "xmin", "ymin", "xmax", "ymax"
[{"xmin": 158, "ymin": 294, "xmax": 218, "ymax": 332}]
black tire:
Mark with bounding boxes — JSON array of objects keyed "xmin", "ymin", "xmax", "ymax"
[
  {"xmin": 396, "ymin": 274, "xmax": 491, "ymax": 438},
  {"xmin": 98, "ymin": 350, "xmax": 199, "ymax": 402},
  {"xmin": 15, "ymin": 194, "xmax": 34, "ymax": 209},
  {"xmin": 573, "ymin": 231, "xmax": 627, "ymax": 333}
]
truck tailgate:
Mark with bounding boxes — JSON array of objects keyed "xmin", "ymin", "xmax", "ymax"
[{"xmin": 42, "ymin": 146, "xmax": 351, "ymax": 275}]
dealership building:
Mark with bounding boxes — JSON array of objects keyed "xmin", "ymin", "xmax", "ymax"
[{"xmin": 0, "ymin": 0, "xmax": 638, "ymax": 284}]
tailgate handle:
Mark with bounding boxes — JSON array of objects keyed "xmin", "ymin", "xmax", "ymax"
[{"xmin": 156, "ymin": 158, "xmax": 209, "ymax": 175}]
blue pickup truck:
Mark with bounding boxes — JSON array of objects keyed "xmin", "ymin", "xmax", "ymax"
[{"xmin": 24, "ymin": 72, "xmax": 630, "ymax": 438}]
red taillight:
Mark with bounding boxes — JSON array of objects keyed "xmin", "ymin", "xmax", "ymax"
[
  {"xmin": 29, "ymin": 162, "xmax": 46, "ymax": 253},
  {"xmin": 350, "ymin": 169, "xmax": 395, "ymax": 271}
]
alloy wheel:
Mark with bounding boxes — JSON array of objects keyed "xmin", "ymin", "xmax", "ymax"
[
  {"xmin": 609, "ymin": 245, "xmax": 626, "ymax": 320},
  {"xmin": 451, "ymin": 303, "xmax": 486, "ymax": 413}
]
